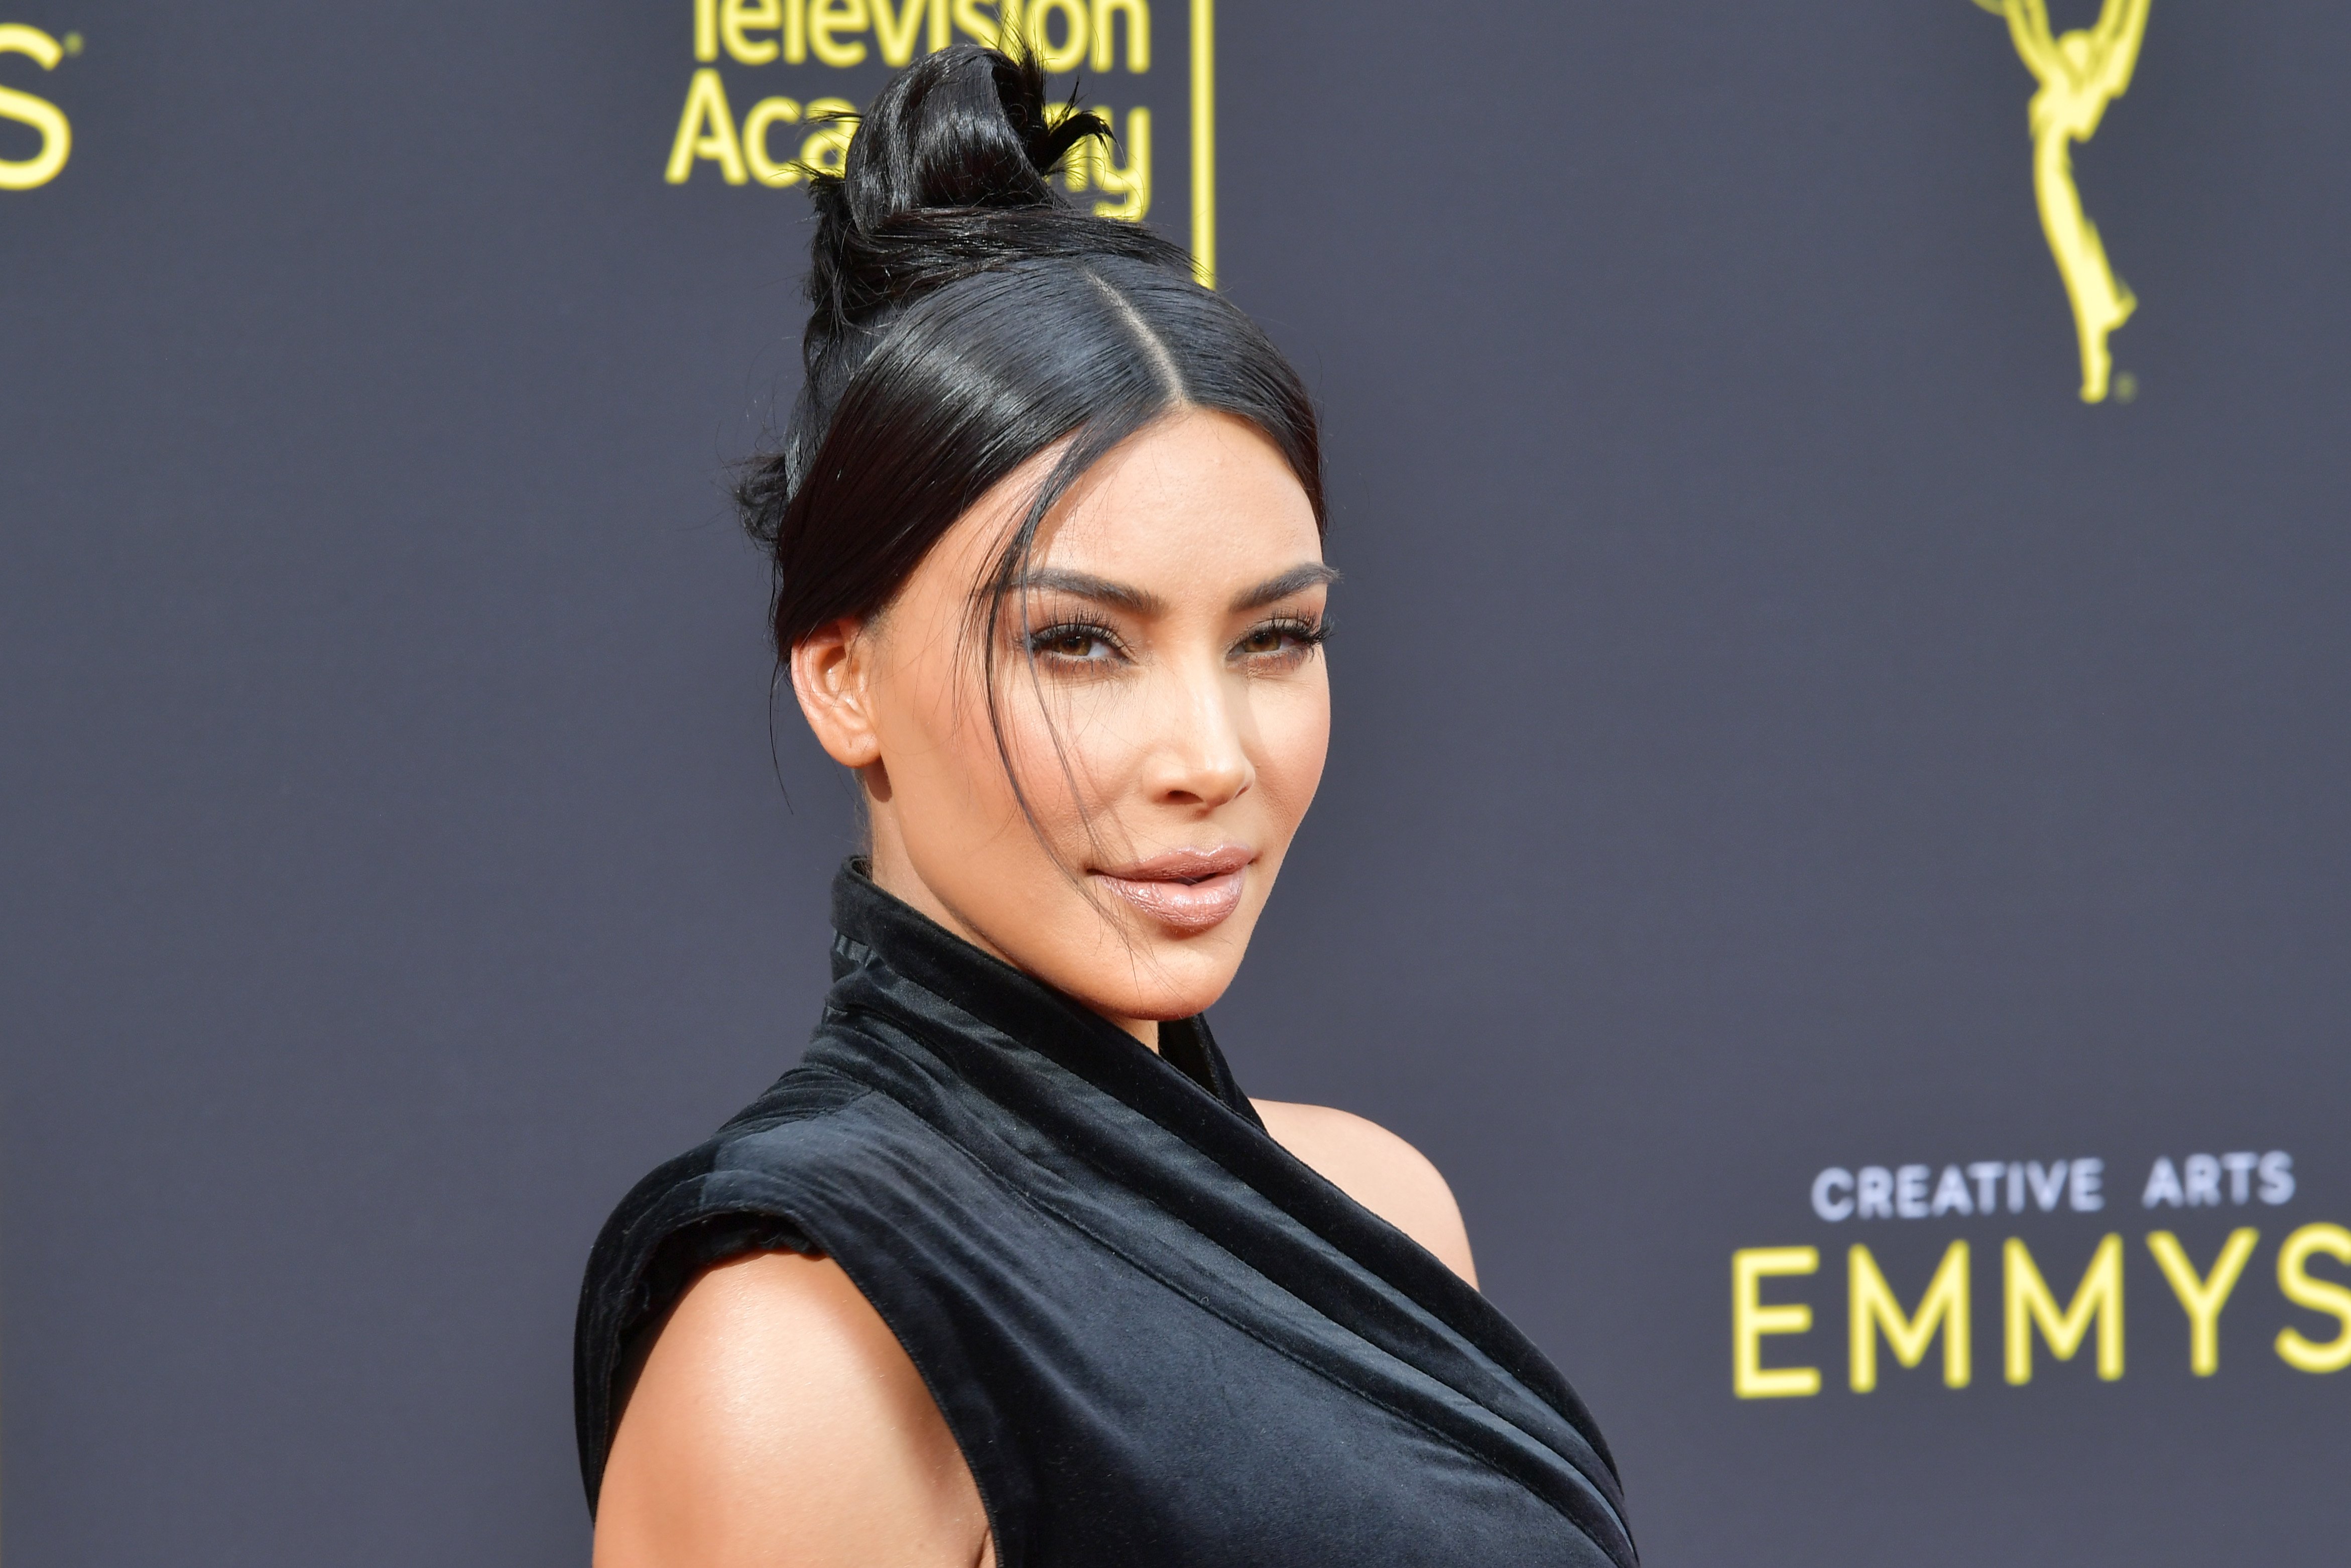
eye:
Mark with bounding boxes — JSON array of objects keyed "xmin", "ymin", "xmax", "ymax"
[
  {"xmin": 1231, "ymin": 616, "xmax": 1329, "ymax": 665},
  {"xmin": 1238, "ymin": 627, "xmax": 1290, "ymax": 656},
  {"xmin": 1027, "ymin": 622, "xmax": 1127, "ymax": 665}
]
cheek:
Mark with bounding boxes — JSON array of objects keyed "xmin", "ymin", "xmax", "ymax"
[
  {"xmin": 995, "ymin": 675, "xmax": 1130, "ymax": 824},
  {"xmin": 1250, "ymin": 674, "xmax": 1332, "ymax": 822},
  {"xmin": 875, "ymin": 646, "xmax": 1022, "ymax": 825},
  {"xmin": 891, "ymin": 653, "xmax": 1113, "ymax": 854}
]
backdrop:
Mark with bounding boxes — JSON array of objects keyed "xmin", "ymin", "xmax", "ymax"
[{"xmin": 5, "ymin": 2, "xmax": 2347, "ymax": 1563}]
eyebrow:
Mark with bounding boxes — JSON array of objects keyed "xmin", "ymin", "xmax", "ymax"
[
  {"xmin": 1232, "ymin": 562, "xmax": 1339, "ymax": 612},
  {"xmin": 1008, "ymin": 569, "xmax": 1166, "ymax": 616},
  {"xmin": 1005, "ymin": 562, "xmax": 1337, "ymax": 618}
]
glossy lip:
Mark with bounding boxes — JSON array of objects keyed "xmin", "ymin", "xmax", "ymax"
[{"xmin": 1091, "ymin": 845, "xmax": 1255, "ymax": 934}]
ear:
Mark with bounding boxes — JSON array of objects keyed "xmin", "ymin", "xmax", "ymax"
[{"xmin": 789, "ymin": 617, "xmax": 883, "ymax": 769}]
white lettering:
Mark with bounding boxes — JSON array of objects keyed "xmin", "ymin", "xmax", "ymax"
[
  {"xmin": 1804, "ymin": 1152, "xmax": 2198, "ymax": 1221},
  {"xmin": 2025, "ymin": 1160, "xmax": 2069, "ymax": 1212},
  {"xmin": 2259, "ymin": 1150, "xmax": 2295, "ymax": 1204},
  {"xmin": 2221, "ymin": 1151, "xmax": 2259, "ymax": 1204},
  {"xmin": 2184, "ymin": 1152, "xmax": 2222, "ymax": 1206},
  {"xmin": 1967, "ymin": 1161, "xmax": 2005, "ymax": 1214},
  {"xmin": 1811, "ymin": 1167, "xmax": 1855, "ymax": 1222},
  {"xmin": 1896, "ymin": 1164, "xmax": 1931, "ymax": 1220},
  {"xmin": 1857, "ymin": 1165, "xmax": 1894, "ymax": 1220}
]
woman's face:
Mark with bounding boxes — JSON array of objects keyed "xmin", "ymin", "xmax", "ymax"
[{"xmin": 791, "ymin": 410, "xmax": 1330, "ymax": 1043}]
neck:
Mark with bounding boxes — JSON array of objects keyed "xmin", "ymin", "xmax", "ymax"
[{"xmin": 862, "ymin": 801, "xmax": 1161, "ymax": 1053}]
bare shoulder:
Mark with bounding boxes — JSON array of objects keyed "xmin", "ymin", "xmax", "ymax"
[
  {"xmin": 595, "ymin": 1251, "xmax": 990, "ymax": 1568},
  {"xmin": 1250, "ymin": 1101, "xmax": 1479, "ymax": 1288}
]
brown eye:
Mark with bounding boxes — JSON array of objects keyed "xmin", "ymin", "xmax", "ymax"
[
  {"xmin": 1027, "ymin": 623, "xmax": 1125, "ymax": 664},
  {"xmin": 1235, "ymin": 619, "xmax": 1323, "ymax": 662}
]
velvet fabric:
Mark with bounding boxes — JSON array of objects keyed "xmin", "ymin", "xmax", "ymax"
[{"xmin": 575, "ymin": 862, "xmax": 1637, "ymax": 1566}]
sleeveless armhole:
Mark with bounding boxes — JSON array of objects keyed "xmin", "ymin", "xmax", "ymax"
[{"xmin": 573, "ymin": 1072, "xmax": 872, "ymax": 1510}]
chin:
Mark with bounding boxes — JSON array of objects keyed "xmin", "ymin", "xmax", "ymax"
[
  {"xmin": 1086, "ymin": 944, "xmax": 1246, "ymax": 1025},
  {"xmin": 983, "ymin": 882, "xmax": 1264, "ymax": 1027}
]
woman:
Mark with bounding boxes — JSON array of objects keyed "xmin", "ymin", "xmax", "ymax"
[{"xmin": 576, "ymin": 47, "xmax": 1634, "ymax": 1568}]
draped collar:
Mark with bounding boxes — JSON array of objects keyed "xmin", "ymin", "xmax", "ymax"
[
  {"xmin": 821, "ymin": 858, "xmax": 1632, "ymax": 1555},
  {"xmin": 828, "ymin": 858, "xmax": 1267, "ymax": 1128}
]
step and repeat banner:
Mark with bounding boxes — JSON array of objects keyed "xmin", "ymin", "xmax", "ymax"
[{"xmin": 4, "ymin": 2, "xmax": 2346, "ymax": 1564}]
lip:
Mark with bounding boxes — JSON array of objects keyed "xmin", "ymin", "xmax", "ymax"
[{"xmin": 1091, "ymin": 846, "xmax": 1254, "ymax": 934}]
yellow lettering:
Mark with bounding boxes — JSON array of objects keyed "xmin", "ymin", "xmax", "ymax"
[
  {"xmin": 809, "ymin": 0, "xmax": 871, "ymax": 65},
  {"xmin": 2004, "ymin": 1234, "xmax": 2124, "ymax": 1384},
  {"xmin": 666, "ymin": 69, "xmax": 749, "ymax": 185},
  {"xmin": 2275, "ymin": 1222, "xmax": 2351, "ymax": 1374},
  {"xmin": 1091, "ymin": 0, "xmax": 1147, "ymax": 71},
  {"xmin": 744, "ymin": 96, "xmax": 804, "ymax": 186},
  {"xmin": 929, "ymin": 0, "xmax": 953, "ymax": 52},
  {"xmin": 0, "ymin": 24, "xmax": 70, "ymax": 192},
  {"xmin": 722, "ymin": 0, "xmax": 783, "ymax": 64},
  {"xmin": 1732, "ymin": 1247, "xmax": 1820, "ymax": 1399},
  {"xmin": 2146, "ymin": 1228, "xmax": 2258, "ymax": 1376},
  {"xmin": 871, "ymin": 0, "xmax": 927, "ymax": 65},
  {"xmin": 1028, "ymin": 0, "xmax": 1088, "ymax": 71},
  {"xmin": 1090, "ymin": 105, "xmax": 1150, "ymax": 221},
  {"xmin": 800, "ymin": 97, "xmax": 858, "ymax": 179},
  {"xmin": 695, "ymin": 0, "xmax": 720, "ymax": 61},
  {"xmin": 953, "ymin": 0, "xmax": 1001, "ymax": 48},
  {"xmin": 1849, "ymin": 1242, "xmax": 1970, "ymax": 1392}
]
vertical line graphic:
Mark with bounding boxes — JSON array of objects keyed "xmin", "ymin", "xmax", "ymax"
[{"xmin": 1189, "ymin": 0, "xmax": 1215, "ymax": 286}]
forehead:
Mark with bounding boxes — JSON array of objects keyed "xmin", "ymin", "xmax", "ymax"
[{"xmin": 1038, "ymin": 410, "xmax": 1322, "ymax": 583}]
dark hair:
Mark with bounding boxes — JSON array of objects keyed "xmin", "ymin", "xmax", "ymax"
[{"xmin": 735, "ymin": 45, "xmax": 1324, "ymax": 664}]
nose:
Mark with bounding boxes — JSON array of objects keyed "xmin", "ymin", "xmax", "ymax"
[{"xmin": 1144, "ymin": 662, "xmax": 1252, "ymax": 811}]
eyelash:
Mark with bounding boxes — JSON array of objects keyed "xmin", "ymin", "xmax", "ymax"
[
  {"xmin": 1234, "ymin": 616, "xmax": 1331, "ymax": 663},
  {"xmin": 1020, "ymin": 615, "xmax": 1331, "ymax": 668},
  {"xmin": 1024, "ymin": 619, "xmax": 1131, "ymax": 665}
]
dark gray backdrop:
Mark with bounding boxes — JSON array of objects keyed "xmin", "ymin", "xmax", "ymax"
[{"xmin": 5, "ymin": 2, "xmax": 2345, "ymax": 1564}]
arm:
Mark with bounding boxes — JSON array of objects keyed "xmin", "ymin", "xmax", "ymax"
[
  {"xmin": 1252, "ymin": 1101, "xmax": 1479, "ymax": 1288},
  {"xmin": 2086, "ymin": 0, "xmax": 2152, "ymax": 98},
  {"xmin": 2002, "ymin": 0, "xmax": 2065, "ymax": 82},
  {"xmin": 594, "ymin": 1252, "xmax": 991, "ymax": 1568}
]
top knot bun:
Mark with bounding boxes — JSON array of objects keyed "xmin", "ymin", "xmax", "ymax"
[
  {"xmin": 798, "ymin": 47, "xmax": 1193, "ymax": 389},
  {"xmin": 838, "ymin": 46, "xmax": 1082, "ymax": 226}
]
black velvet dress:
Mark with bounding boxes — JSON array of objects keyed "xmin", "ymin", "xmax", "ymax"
[{"xmin": 575, "ymin": 863, "xmax": 1636, "ymax": 1566}]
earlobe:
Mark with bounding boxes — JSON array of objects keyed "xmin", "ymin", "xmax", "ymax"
[{"xmin": 790, "ymin": 619, "xmax": 884, "ymax": 769}]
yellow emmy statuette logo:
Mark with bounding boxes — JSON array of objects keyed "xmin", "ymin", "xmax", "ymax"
[{"xmin": 1973, "ymin": 0, "xmax": 2151, "ymax": 403}]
